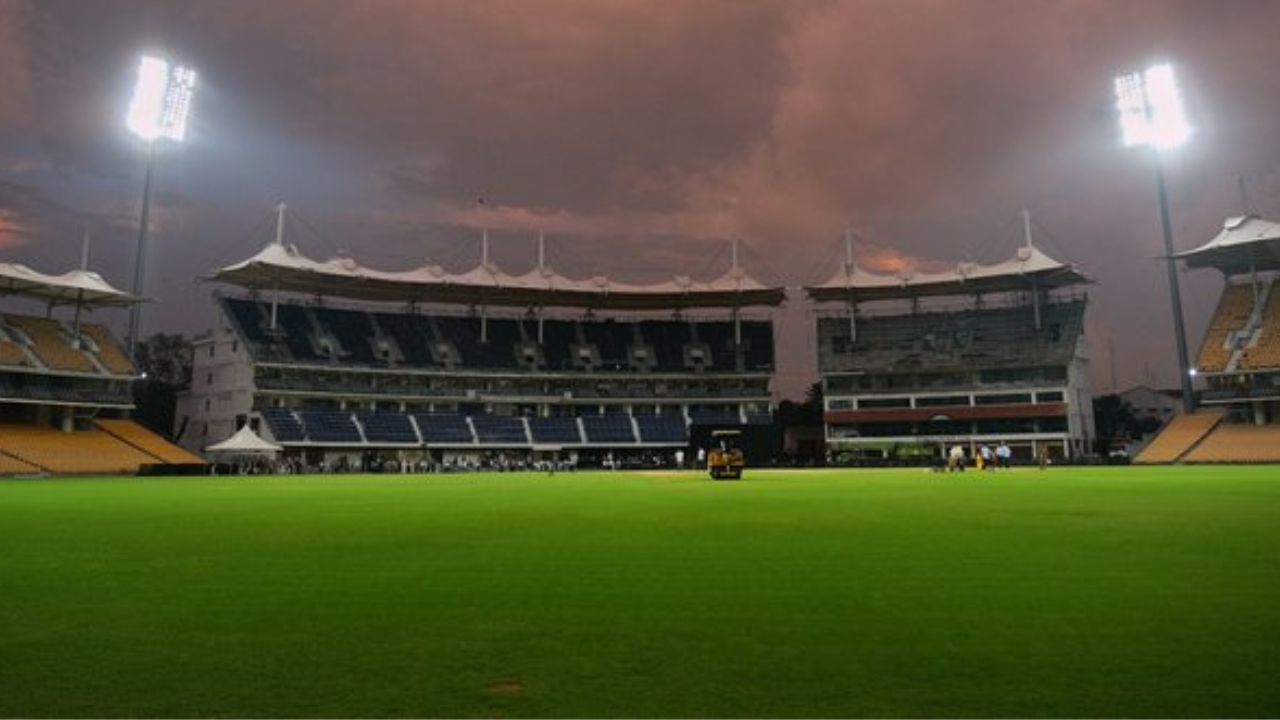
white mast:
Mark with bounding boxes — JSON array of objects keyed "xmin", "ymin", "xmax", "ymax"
[
  {"xmin": 1023, "ymin": 208, "xmax": 1042, "ymax": 330},
  {"xmin": 270, "ymin": 202, "xmax": 286, "ymax": 330}
]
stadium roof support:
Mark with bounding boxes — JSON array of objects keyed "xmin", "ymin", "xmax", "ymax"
[
  {"xmin": 210, "ymin": 239, "xmax": 786, "ymax": 310},
  {"xmin": 804, "ymin": 244, "xmax": 1088, "ymax": 304},
  {"xmin": 1174, "ymin": 215, "xmax": 1280, "ymax": 274}
]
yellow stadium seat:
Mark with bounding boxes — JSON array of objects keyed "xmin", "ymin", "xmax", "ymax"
[
  {"xmin": 2, "ymin": 315, "xmax": 97, "ymax": 373},
  {"xmin": 1184, "ymin": 423, "xmax": 1280, "ymax": 463},
  {"xmin": 1195, "ymin": 284, "xmax": 1253, "ymax": 373},
  {"xmin": 1133, "ymin": 410, "xmax": 1224, "ymax": 464},
  {"xmin": 94, "ymin": 419, "xmax": 204, "ymax": 464},
  {"xmin": 0, "ymin": 423, "xmax": 158, "ymax": 474},
  {"xmin": 81, "ymin": 325, "xmax": 135, "ymax": 376}
]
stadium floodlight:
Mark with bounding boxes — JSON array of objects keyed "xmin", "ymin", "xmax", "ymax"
[
  {"xmin": 126, "ymin": 56, "xmax": 197, "ymax": 142},
  {"xmin": 1115, "ymin": 62, "xmax": 1195, "ymax": 413},
  {"xmin": 1115, "ymin": 63, "xmax": 1190, "ymax": 150},
  {"xmin": 124, "ymin": 54, "xmax": 197, "ymax": 360}
]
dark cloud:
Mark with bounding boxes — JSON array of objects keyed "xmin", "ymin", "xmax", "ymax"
[{"xmin": 2, "ymin": 0, "xmax": 1280, "ymax": 397}]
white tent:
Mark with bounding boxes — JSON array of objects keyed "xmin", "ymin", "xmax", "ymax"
[{"xmin": 204, "ymin": 425, "xmax": 283, "ymax": 455}]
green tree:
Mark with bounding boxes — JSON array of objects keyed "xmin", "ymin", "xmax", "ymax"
[{"xmin": 131, "ymin": 333, "xmax": 192, "ymax": 437}]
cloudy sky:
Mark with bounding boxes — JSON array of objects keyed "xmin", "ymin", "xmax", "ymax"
[{"xmin": 2, "ymin": 0, "xmax": 1280, "ymax": 398}]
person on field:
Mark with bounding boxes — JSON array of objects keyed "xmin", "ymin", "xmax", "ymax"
[
  {"xmin": 1038, "ymin": 444, "xmax": 1050, "ymax": 471},
  {"xmin": 978, "ymin": 444, "xmax": 993, "ymax": 471},
  {"xmin": 948, "ymin": 444, "xmax": 966, "ymax": 472},
  {"xmin": 996, "ymin": 441, "xmax": 1012, "ymax": 469},
  {"xmin": 674, "ymin": 449, "xmax": 685, "ymax": 469}
]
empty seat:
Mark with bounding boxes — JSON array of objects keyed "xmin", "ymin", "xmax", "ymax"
[
  {"xmin": 0, "ymin": 423, "xmax": 160, "ymax": 474},
  {"xmin": 81, "ymin": 325, "xmax": 134, "ymax": 375},
  {"xmin": 298, "ymin": 410, "xmax": 361, "ymax": 442},
  {"xmin": 1133, "ymin": 410, "xmax": 1223, "ymax": 464},
  {"xmin": 635, "ymin": 415, "xmax": 687, "ymax": 443},
  {"xmin": 470, "ymin": 413, "xmax": 528, "ymax": 444},
  {"xmin": 94, "ymin": 419, "xmax": 204, "ymax": 463},
  {"xmin": 528, "ymin": 416, "xmax": 582, "ymax": 444},
  {"xmin": 415, "ymin": 414, "xmax": 475, "ymax": 444},
  {"xmin": 3, "ymin": 315, "xmax": 96, "ymax": 373},
  {"xmin": 261, "ymin": 408, "xmax": 306, "ymax": 442},
  {"xmin": 580, "ymin": 414, "xmax": 636, "ymax": 444},
  {"xmin": 356, "ymin": 412, "xmax": 419, "ymax": 444},
  {"xmin": 1183, "ymin": 423, "xmax": 1280, "ymax": 463}
]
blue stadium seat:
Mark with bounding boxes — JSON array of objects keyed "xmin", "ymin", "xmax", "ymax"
[
  {"xmin": 261, "ymin": 408, "xmax": 305, "ymax": 442},
  {"xmin": 357, "ymin": 412, "xmax": 419, "ymax": 444},
  {"xmin": 298, "ymin": 410, "xmax": 361, "ymax": 442},
  {"xmin": 528, "ymin": 416, "xmax": 582, "ymax": 444},
  {"xmin": 470, "ymin": 413, "xmax": 529, "ymax": 444},
  {"xmin": 581, "ymin": 414, "xmax": 637, "ymax": 444},
  {"xmin": 415, "ymin": 414, "xmax": 475, "ymax": 444},
  {"xmin": 635, "ymin": 415, "xmax": 687, "ymax": 443}
]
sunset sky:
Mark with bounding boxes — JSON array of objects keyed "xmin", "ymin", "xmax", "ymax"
[{"xmin": 2, "ymin": 0, "xmax": 1280, "ymax": 398}]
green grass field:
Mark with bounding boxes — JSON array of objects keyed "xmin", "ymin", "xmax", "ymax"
[{"xmin": 2, "ymin": 466, "xmax": 1280, "ymax": 718}]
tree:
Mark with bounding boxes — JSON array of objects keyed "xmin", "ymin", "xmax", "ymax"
[
  {"xmin": 1092, "ymin": 394, "xmax": 1162, "ymax": 456},
  {"xmin": 131, "ymin": 333, "xmax": 192, "ymax": 437}
]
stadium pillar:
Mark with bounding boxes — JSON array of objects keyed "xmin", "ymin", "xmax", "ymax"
[{"xmin": 1154, "ymin": 156, "xmax": 1196, "ymax": 414}]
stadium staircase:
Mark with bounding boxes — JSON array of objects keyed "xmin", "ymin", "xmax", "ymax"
[{"xmin": 1132, "ymin": 409, "xmax": 1225, "ymax": 464}]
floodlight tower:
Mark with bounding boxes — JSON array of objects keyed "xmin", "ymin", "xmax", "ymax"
[
  {"xmin": 1115, "ymin": 63, "xmax": 1195, "ymax": 413},
  {"xmin": 124, "ymin": 55, "xmax": 197, "ymax": 360}
]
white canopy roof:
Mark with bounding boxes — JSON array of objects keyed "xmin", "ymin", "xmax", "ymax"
[
  {"xmin": 210, "ymin": 241, "xmax": 786, "ymax": 309},
  {"xmin": 0, "ymin": 263, "xmax": 141, "ymax": 307},
  {"xmin": 805, "ymin": 245, "xmax": 1088, "ymax": 302},
  {"xmin": 204, "ymin": 424, "xmax": 283, "ymax": 454},
  {"xmin": 1174, "ymin": 215, "xmax": 1280, "ymax": 274}
]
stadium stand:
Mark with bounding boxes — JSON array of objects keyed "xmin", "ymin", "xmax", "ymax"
[
  {"xmin": 80, "ymin": 324, "xmax": 134, "ymax": 375},
  {"xmin": 356, "ymin": 412, "xmax": 420, "ymax": 444},
  {"xmin": 3, "ymin": 315, "xmax": 96, "ymax": 373},
  {"xmin": 0, "ymin": 423, "xmax": 159, "ymax": 474},
  {"xmin": 1196, "ymin": 283, "xmax": 1256, "ymax": 373},
  {"xmin": 261, "ymin": 408, "xmax": 306, "ymax": 442},
  {"xmin": 1183, "ymin": 423, "xmax": 1280, "ymax": 463},
  {"xmin": 635, "ymin": 415, "xmax": 687, "ymax": 443},
  {"xmin": 94, "ymin": 419, "xmax": 205, "ymax": 464},
  {"xmin": 414, "ymin": 414, "xmax": 476, "ymax": 444},
  {"xmin": 299, "ymin": 410, "xmax": 363, "ymax": 443},
  {"xmin": 1132, "ymin": 410, "xmax": 1224, "ymax": 464},
  {"xmin": 0, "ymin": 451, "xmax": 41, "ymax": 474},
  {"xmin": 528, "ymin": 416, "xmax": 584, "ymax": 444},
  {"xmin": 471, "ymin": 413, "xmax": 530, "ymax": 444},
  {"xmin": 581, "ymin": 414, "xmax": 637, "ymax": 444},
  {"xmin": 808, "ymin": 244, "xmax": 1094, "ymax": 462},
  {"xmin": 181, "ymin": 234, "xmax": 781, "ymax": 462},
  {"xmin": 1238, "ymin": 286, "xmax": 1280, "ymax": 370},
  {"xmin": 0, "ymin": 338, "xmax": 32, "ymax": 367},
  {"xmin": 217, "ymin": 297, "xmax": 772, "ymax": 376}
]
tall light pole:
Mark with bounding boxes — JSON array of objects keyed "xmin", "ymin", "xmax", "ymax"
[
  {"xmin": 124, "ymin": 55, "xmax": 196, "ymax": 360},
  {"xmin": 1115, "ymin": 63, "xmax": 1195, "ymax": 414}
]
